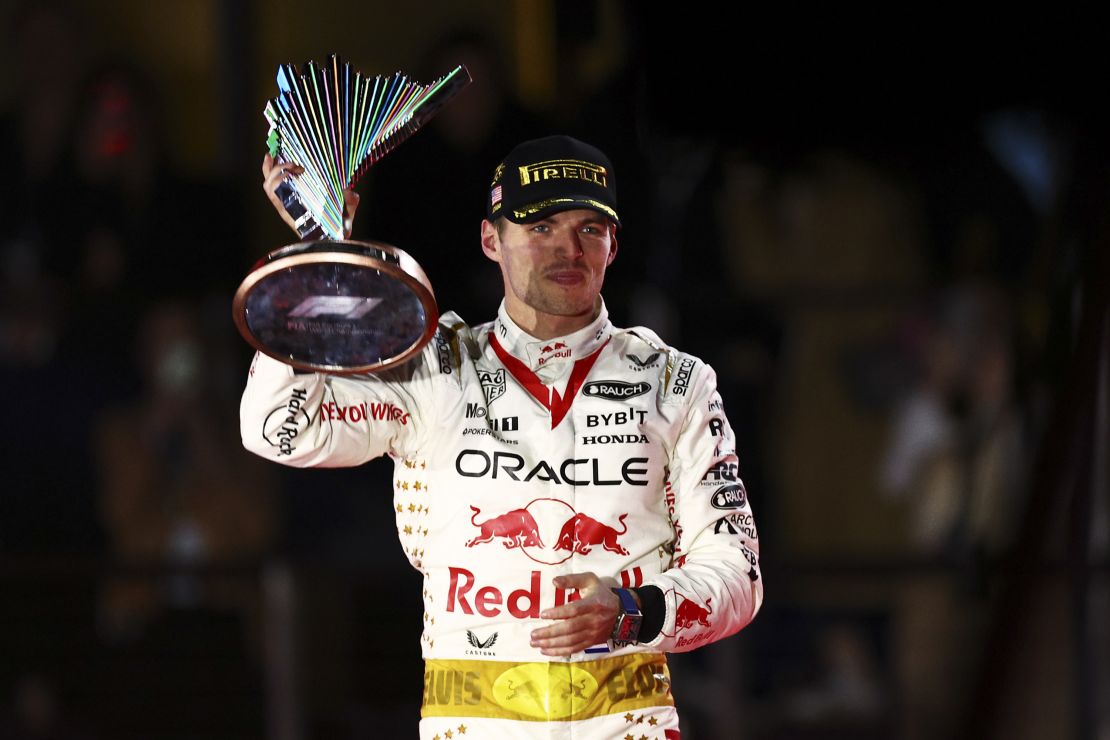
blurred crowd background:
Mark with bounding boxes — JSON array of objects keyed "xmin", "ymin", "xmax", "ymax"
[{"xmin": 1, "ymin": 2, "xmax": 1107, "ymax": 739}]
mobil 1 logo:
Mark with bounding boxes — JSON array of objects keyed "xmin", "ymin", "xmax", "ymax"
[{"xmin": 465, "ymin": 402, "xmax": 518, "ymax": 432}]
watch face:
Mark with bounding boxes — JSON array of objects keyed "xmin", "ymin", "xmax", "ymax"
[
  {"xmin": 610, "ymin": 587, "xmax": 643, "ymax": 645},
  {"xmin": 613, "ymin": 612, "xmax": 643, "ymax": 645}
]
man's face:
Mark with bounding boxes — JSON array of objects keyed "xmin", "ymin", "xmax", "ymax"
[{"xmin": 481, "ymin": 209, "xmax": 618, "ymax": 319}]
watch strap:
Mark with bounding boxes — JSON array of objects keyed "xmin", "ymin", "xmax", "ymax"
[{"xmin": 613, "ymin": 587, "xmax": 640, "ymax": 614}]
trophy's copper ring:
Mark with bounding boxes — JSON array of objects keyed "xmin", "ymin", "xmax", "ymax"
[{"xmin": 233, "ymin": 239, "xmax": 438, "ymax": 374}]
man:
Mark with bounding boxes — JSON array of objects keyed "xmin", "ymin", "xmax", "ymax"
[{"xmin": 244, "ymin": 135, "xmax": 762, "ymax": 738}]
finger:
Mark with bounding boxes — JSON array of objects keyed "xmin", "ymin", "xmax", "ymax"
[
  {"xmin": 532, "ymin": 626, "xmax": 601, "ymax": 651},
  {"xmin": 532, "ymin": 623, "xmax": 592, "ymax": 643},
  {"xmin": 343, "ymin": 189, "xmax": 360, "ymax": 238},
  {"xmin": 263, "ymin": 165, "xmax": 287, "ymax": 196},
  {"xmin": 262, "ymin": 154, "xmax": 303, "ymax": 183},
  {"xmin": 532, "ymin": 630, "xmax": 607, "ymax": 654},
  {"xmin": 263, "ymin": 158, "xmax": 302, "ymax": 178},
  {"xmin": 533, "ymin": 624, "xmax": 610, "ymax": 656},
  {"xmin": 539, "ymin": 640, "xmax": 600, "ymax": 657},
  {"xmin": 534, "ymin": 630, "xmax": 597, "ymax": 650},
  {"xmin": 263, "ymin": 169, "xmax": 290, "ymax": 209},
  {"xmin": 263, "ymin": 168, "xmax": 284, "ymax": 199},
  {"xmin": 343, "ymin": 189, "xmax": 360, "ymax": 217},
  {"xmin": 552, "ymin": 572, "xmax": 600, "ymax": 592},
  {"xmin": 263, "ymin": 162, "xmax": 303, "ymax": 192},
  {"xmin": 539, "ymin": 599, "xmax": 607, "ymax": 621},
  {"xmin": 263, "ymin": 165, "xmax": 302, "ymax": 224},
  {"xmin": 262, "ymin": 167, "xmax": 303, "ymax": 234},
  {"xmin": 532, "ymin": 617, "xmax": 585, "ymax": 641},
  {"xmin": 531, "ymin": 612, "xmax": 612, "ymax": 641}
]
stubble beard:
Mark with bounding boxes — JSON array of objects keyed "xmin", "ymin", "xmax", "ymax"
[{"xmin": 520, "ymin": 278, "xmax": 597, "ymax": 318}]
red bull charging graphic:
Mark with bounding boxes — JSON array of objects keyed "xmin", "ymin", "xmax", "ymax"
[
  {"xmin": 675, "ymin": 595, "xmax": 713, "ymax": 630},
  {"xmin": 555, "ymin": 513, "xmax": 629, "ymax": 555},
  {"xmin": 466, "ymin": 506, "xmax": 544, "ymax": 549},
  {"xmin": 464, "ymin": 498, "xmax": 629, "ymax": 565}
]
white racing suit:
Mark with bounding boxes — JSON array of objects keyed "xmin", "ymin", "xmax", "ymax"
[{"xmin": 240, "ymin": 300, "xmax": 763, "ymax": 739}]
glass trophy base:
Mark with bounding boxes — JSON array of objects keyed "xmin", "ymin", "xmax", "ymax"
[{"xmin": 233, "ymin": 240, "xmax": 437, "ymax": 374}]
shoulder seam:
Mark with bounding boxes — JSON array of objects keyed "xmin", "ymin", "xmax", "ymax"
[
  {"xmin": 661, "ymin": 351, "xmax": 703, "ymax": 404},
  {"xmin": 625, "ymin": 329, "xmax": 669, "ymax": 354}
]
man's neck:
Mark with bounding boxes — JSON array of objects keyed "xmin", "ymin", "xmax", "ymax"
[{"xmin": 502, "ymin": 297, "xmax": 600, "ymax": 341}]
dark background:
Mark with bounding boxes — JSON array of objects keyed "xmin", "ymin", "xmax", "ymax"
[{"xmin": 1, "ymin": 2, "xmax": 1107, "ymax": 738}]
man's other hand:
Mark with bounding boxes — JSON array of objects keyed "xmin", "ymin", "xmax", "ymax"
[{"xmin": 530, "ymin": 572, "xmax": 621, "ymax": 656}]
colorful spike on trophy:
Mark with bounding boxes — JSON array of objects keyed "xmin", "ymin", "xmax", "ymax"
[
  {"xmin": 265, "ymin": 57, "xmax": 471, "ymax": 239},
  {"xmin": 234, "ymin": 57, "xmax": 471, "ymax": 374}
]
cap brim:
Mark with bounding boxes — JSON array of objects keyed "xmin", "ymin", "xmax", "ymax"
[{"xmin": 506, "ymin": 196, "xmax": 620, "ymax": 228}]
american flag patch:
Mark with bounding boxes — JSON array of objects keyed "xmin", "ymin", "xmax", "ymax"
[{"xmin": 491, "ymin": 185, "xmax": 503, "ymax": 207}]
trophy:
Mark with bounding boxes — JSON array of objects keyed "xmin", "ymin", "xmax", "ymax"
[{"xmin": 233, "ymin": 56, "xmax": 471, "ymax": 374}]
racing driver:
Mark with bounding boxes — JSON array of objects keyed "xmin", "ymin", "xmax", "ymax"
[{"xmin": 243, "ymin": 135, "xmax": 763, "ymax": 738}]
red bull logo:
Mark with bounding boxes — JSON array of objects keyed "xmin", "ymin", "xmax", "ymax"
[
  {"xmin": 554, "ymin": 513, "xmax": 629, "ymax": 555},
  {"xmin": 675, "ymin": 595, "xmax": 713, "ymax": 630},
  {"xmin": 466, "ymin": 506, "xmax": 544, "ymax": 549},
  {"xmin": 537, "ymin": 341, "xmax": 571, "ymax": 366},
  {"xmin": 505, "ymin": 677, "xmax": 544, "ymax": 706},
  {"xmin": 464, "ymin": 498, "xmax": 629, "ymax": 564},
  {"xmin": 446, "ymin": 567, "xmax": 574, "ymax": 617},
  {"xmin": 675, "ymin": 631, "xmax": 713, "ymax": 649},
  {"xmin": 446, "ymin": 565, "xmax": 643, "ymax": 619}
]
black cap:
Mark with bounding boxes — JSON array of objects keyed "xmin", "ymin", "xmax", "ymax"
[{"xmin": 487, "ymin": 135, "xmax": 620, "ymax": 227}]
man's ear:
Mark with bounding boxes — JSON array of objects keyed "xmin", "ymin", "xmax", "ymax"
[
  {"xmin": 480, "ymin": 219, "xmax": 501, "ymax": 263},
  {"xmin": 606, "ymin": 227, "xmax": 619, "ymax": 266}
]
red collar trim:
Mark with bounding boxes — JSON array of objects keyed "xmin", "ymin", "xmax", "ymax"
[{"xmin": 489, "ymin": 333, "xmax": 609, "ymax": 429}]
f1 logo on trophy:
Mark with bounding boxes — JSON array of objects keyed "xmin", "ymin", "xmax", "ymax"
[{"xmin": 233, "ymin": 56, "xmax": 471, "ymax": 373}]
